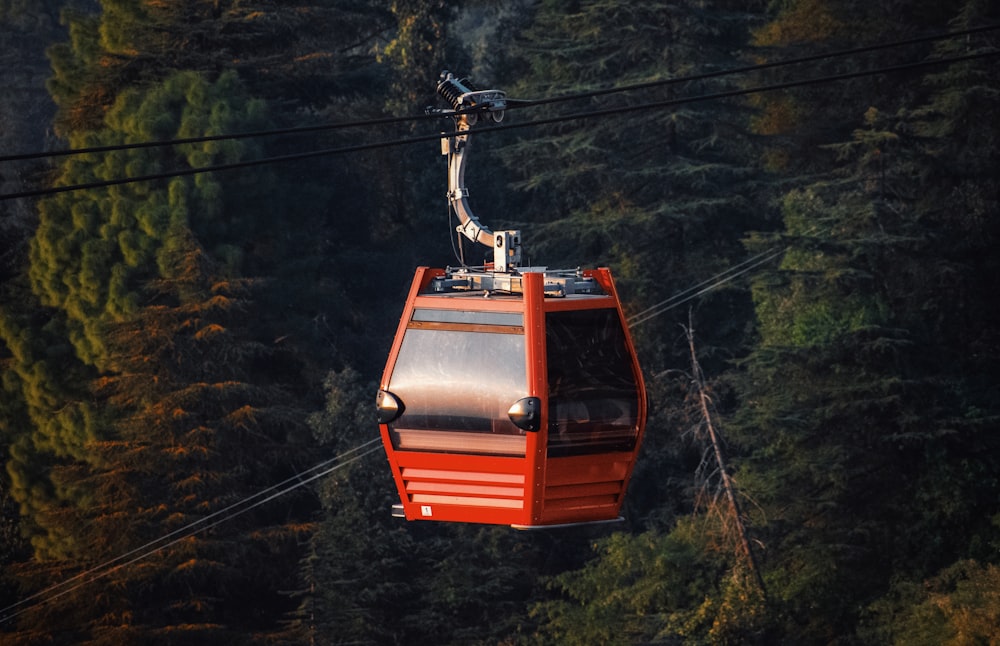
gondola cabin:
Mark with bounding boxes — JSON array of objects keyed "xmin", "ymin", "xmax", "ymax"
[{"xmin": 377, "ymin": 265, "xmax": 647, "ymax": 528}]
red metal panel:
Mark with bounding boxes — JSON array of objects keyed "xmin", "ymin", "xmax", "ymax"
[
  {"xmin": 521, "ymin": 272, "xmax": 548, "ymax": 524},
  {"xmin": 599, "ymin": 268, "xmax": 648, "ymax": 521},
  {"xmin": 538, "ymin": 439, "xmax": 640, "ymax": 525},
  {"xmin": 378, "ymin": 267, "xmax": 434, "ymax": 523},
  {"xmin": 544, "ymin": 480, "xmax": 623, "ymax": 500},
  {"xmin": 379, "ymin": 266, "xmax": 648, "ymax": 528},
  {"xmin": 545, "ymin": 453, "xmax": 632, "ymax": 485},
  {"xmin": 543, "ymin": 495, "xmax": 620, "ymax": 513},
  {"xmin": 532, "ymin": 269, "xmax": 648, "ymax": 526},
  {"xmin": 390, "ymin": 451, "xmax": 531, "ymax": 525},
  {"xmin": 380, "ymin": 268, "xmax": 533, "ymax": 526}
]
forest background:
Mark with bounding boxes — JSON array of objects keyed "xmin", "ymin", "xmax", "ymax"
[{"xmin": 0, "ymin": 0, "xmax": 998, "ymax": 644}]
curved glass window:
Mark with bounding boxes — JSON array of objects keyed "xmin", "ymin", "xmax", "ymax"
[
  {"xmin": 386, "ymin": 309, "xmax": 527, "ymax": 456},
  {"xmin": 546, "ymin": 308, "xmax": 640, "ymax": 457}
]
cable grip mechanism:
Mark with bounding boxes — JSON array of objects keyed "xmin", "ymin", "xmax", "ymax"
[
  {"xmin": 434, "ymin": 71, "xmax": 519, "ymax": 271},
  {"xmin": 436, "ymin": 71, "xmax": 507, "ymax": 125}
]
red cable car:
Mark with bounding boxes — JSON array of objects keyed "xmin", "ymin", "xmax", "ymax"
[{"xmin": 376, "ymin": 73, "xmax": 647, "ymax": 528}]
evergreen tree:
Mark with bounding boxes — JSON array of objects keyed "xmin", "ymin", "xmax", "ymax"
[
  {"xmin": 46, "ymin": 0, "xmax": 393, "ymax": 134},
  {"xmin": 6, "ymin": 0, "xmax": 457, "ymax": 641},
  {"xmin": 496, "ymin": 0, "xmax": 769, "ymax": 373},
  {"xmin": 29, "ymin": 69, "xmax": 271, "ymax": 368},
  {"xmin": 732, "ymin": 3, "xmax": 1000, "ymax": 639},
  {"xmin": 862, "ymin": 558, "xmax": 1000, "ymax": 645},
  {"xmin": 745, "ymin": 0, "xmax": 952, "ymax": 173},
  {"xmin": 534, "ymin": 519, "xmax": 764, "ymax": 646},
  {"xmin": 0, "ymin": 286, "xmax": 102, "ymax": 561},
  {"xmin": 488, "ymin": 1, "xmax": 777, "ymax": 641},
  {"xmin": 5, "ymin": 34, "xmax": 330, "ymax": 645},
  {"xmin": 8, "ymin": 234, "xmax": 313, "ymax": 645}
]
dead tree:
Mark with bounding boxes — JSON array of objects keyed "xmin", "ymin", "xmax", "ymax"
[{"xmin": 684, "ymin": 317, "xmax": 766, "ymax": 600}]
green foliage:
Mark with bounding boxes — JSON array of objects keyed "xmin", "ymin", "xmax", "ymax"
[
  {"xmin": 863, "ymin": 558, "xmax": 1000, "ymax": 645},
  {"xmin": 378, "ymin": 0, "xmax": 452, "ymax": 110},
  {"xmin": 45, "ymin": 0, "xmax": 397, "ymax": 136},
  {"xmin": 746, "ymin": 0, "xmax": 950, "ymax": 173},
  {"xmin": 30, "ymin": 69, "xmax": 269, "ymax": 367},
  {"xmin": 3, "ymin": 0, "xmax": 999, "ymax": 643},
  {"xmin": 10, "ymin": 238, "xmax": 316, "ymax": 642},
  {"xmin": 0, "ymin": 282, "xmax": 104, "ymax": 559},
  {"xmin": 45, "ymin": 7, "xmax": 107, "ymax": 134},
  {"xmin": 731, "ymin": 5, "xmax": 1000, "ymax": 639},
  {"xmin": 535, "ymin": 519, "xmax": 769, "ymax": 645},
  {"xmin": 497, "ymin": 0, "xmax": 769, "ymax": 378},
  {"xmin": 752, "ymin": 188, "xmax": 891, "ymax": 349}
]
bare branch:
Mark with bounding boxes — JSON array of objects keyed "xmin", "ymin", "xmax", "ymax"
[{"xmin": 684, "ymin": 312, "xmax": 767, "ymax": 600}]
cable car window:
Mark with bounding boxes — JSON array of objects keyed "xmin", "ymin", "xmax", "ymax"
[
  {"xmin": 546, "ymin": 308, "xmax": 640, "ymax": 457},
  {"xmin": 386, "ymin": 324, "xmax": 528, "ymax": 456}
]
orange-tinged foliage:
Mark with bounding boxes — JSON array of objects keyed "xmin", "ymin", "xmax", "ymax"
[
  {"xmin": 251, "ymin": 522, "xmax": 316, "ymax": 540},
  {"xmin": 165, "ymin": 512, "xmax": 188, "ymax": 525},
  {"xmin": 202, "ymin": 294, "xmax": 234, "ymax": 310},
  {"xmin": 194, "ymin": 323, "xmax": 226, "ymax": 340},
  {"xmin": 174, "ymin": 474, "xmax": 205, "ymax": 490},
  {"xmin": 98, "ymin": 55, "xmax": 117, "ymax": 68},
  {"xmin": 91, "ymin": 440, "xmax": 132, "ymax": 450},
  {"xmin": 94, "ymin": 375, "xmax": 116, "ymax": 388},
  {"xmin": 63, "ymin": 88, "xmax": 112, "ymax": 134},
  {"xmin": 174, "ymin": 559, "xmax": 201, "ymax": 572},
  {"xmin": 751, "ymin": 0, "xmax": 843, "ymax": 47},
  {"xmin": 184, "ymin": 425, "xmax": 214, "ymax": 441},
  {"xmin": 928, "ymin": 562, "xmax": 1000, "ymax": 642},
  {"xmin": 162, "ymin": 623, "xmax": 227, "ymax": 632},
  {"xmin": 749, "ymin": 94, "xmax": 802, "ymax": 136},
  {"xmin": 294, "ymin": 52, "xmax": 334, "ymax": 63},
  {"xmin": 227, "ymin": 405, "xmax": 257, "ymax": 427}
]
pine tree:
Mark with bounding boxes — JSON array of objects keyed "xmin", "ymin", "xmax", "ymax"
[
  {"xmin": 496, "ymin": 0, "xmax": 769, "ymax": 372},
  {"xmin": 745, "ymin": 0, "xmax": 953, "ymax": 173},
  {"xmin": 28, "ymin": 69, "xmax": 271, "ymax": 368},
  {"xmin": 0, "ymin": 284, "xmax": 102, "ymax": 561},
  {"xmin": 9, "ymin": 233, "xmax": 314, "ymax": 645},
  {"xmin": 3, "ymin": 0, "xmax": 486, "ymax": 643},
  {"xmin": 6, "ymin": 31, "xmax": 322, "ymax": 646},
  {"xmin": 46, "ymin": 0, "xmax": 394, "ymax": 134},
  {"xmin": 731, "ymin": 4, "xmax": 1000, "ymax": 638}
]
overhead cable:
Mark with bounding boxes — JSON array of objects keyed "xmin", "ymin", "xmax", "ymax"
[
  {"xmin": 0, "ymin": 438, "xmax": 383, "ymax": 624},
  {"xmin": 2, "ymin": 48, "xmax": 996, "ymax": 203},
  {"xmin": 628, "ymin": 246, "xmax": 787, "ymax": 328},
  {"xmin": 4, "ymin": 18, "xmax": 994, "ymax": 628},
  {"xmin": 0, "ymin": 238, "xmax": 814, "ymax": 622},
  {"xmin": 0, "ymin": 242, "xmax": 790, "ymax": 623},
  {"xmin": 1, "ymin": 22, "xmax": 996, "ymax": 165},
  {"xmin": 0, "ymin": 108, "xmax": 469, "ymax": 164},
  {"xmin": 508, "ymin": 22, "xmax": 1000, "ymax": 110}
]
